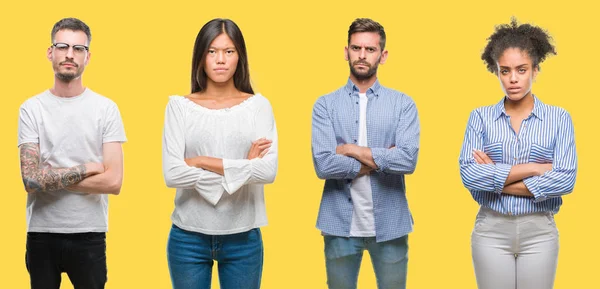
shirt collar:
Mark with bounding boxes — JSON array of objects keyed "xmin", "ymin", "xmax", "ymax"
[
  {"xmin": 344, "ymin": 78, "xmax": 382, "ymax": 97},
  {"xmin": 493, "ymin": 94, "xmax": 545, "ymax": 121}
]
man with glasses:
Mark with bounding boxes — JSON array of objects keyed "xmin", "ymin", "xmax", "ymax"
[{"xmin": 18, "ymin": 18, "xmax": 126, "ymax": 289}]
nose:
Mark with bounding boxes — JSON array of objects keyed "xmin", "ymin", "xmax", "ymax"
[
  {"xmin": 65, "ymin": 46, "xmax": 75, "ymax": 58},
  {"xmin": 216, "ymin": 50, "xmax": 225, "ymax": 64},
  {"xmin": 510, "ymin": 71, "xmax": 518, "ymax": 83},
  {"xmin": 358, "ymin": 48, "xmax": 367, "ymax": 59}
]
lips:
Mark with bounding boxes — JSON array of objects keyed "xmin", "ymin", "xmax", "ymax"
[
  {"xmin": 60, "ymin": 62, "xmax": 77, "ymax": 68},
  {"xmin": 507, "ymin": 87, "xmax": 521, "ymax": 92}
]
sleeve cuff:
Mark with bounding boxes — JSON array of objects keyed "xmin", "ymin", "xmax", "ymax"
[
  {"xmin": 371, "ymin": 147, "xmax": 387, "ymax": 173},
  {"xmin": 222, "ymin": 159, "xmax": 252, "ymax": 195},
  {"xmin": 494, "ymin": 163, "xmax": 512, "ymax": 194},
  {"xmin": 523, "ymin": 176, "xmax": 547, "ymax": 202},
  {"xmin": 345, "ymin": 158, "xmax": 362, "ymax": 179},
  {"xmin": 194, "ymin": 172, "xmax": 226, "ymax": 206}
]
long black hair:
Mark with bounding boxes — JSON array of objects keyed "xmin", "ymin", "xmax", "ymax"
[{"xmin": 191, "ymin": 18, "xmax": 253, "ymax": 94}]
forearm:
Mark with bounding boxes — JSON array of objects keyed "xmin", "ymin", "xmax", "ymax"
[
  {"xmin": 20, "ymin": 143, "xmax": 98, "ymax": 193},
  {"xmin": 505, "ymin": 163, "xmax": 541, "ymax": 185},
  {"xmin": 313, "ymin": 152, "xmax": 361, "ymax": 180},
  {"xmin": 186, "ymin": 156, "xmax": 224, "ymax": 175},
  {"xmin": 348, "ymin": 147, "xmax": 378, "ymax": 169},
  {"xmin": 502, "ymin": 181, "xmax": 533, "ymax": 197},
  {"xmin": 69, "ymin": 169, "xmax": 122, "ymax": 195},
  {"xmin": 23, "ymin": 165, "xmax": 89, "ymax": 193}
]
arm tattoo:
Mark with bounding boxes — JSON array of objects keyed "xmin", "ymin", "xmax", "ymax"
[{"xmin": 19, "ymin": 143, "xmax": 87, "ymax": 193}]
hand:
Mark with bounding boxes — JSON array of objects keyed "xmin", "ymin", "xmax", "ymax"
[
  {"xmin": 534, "ymin": 163, "xmax": 553, "ymax": 176},
  {"xmin": 336, "ymin": 144, "xmax": 359, "ymax": 157},
  {"xmin": 358, "ymin": 164, "xmax": 374, "ymax": 176},
  {"xmin": 247, "ymin": 138, "xmax": 272, "ymax": 159},
  {"xmin": 84, "ymin": 162, "xmax": 105, "ymax": 176},
  {"xmin": 473, "ymin": 150, "xmax": 494, "ymax": 164}
]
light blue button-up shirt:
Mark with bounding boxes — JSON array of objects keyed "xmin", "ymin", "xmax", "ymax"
[
  {"xmin": 459, "ymin": 96, "xmax": 577, "ymax": 215},
  {"xmin": 312, "ymin": 79, "xmax": 420, "ymax": 242}
]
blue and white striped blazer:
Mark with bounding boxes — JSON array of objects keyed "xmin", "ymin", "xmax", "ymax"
[{"xmin": 459, "ymin": 95, "xmax": 577, "ymax": 215}]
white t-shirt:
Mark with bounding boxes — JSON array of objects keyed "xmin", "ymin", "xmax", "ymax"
[
  {"xmin": 349, "ymin": 92, "xmax": 375, "ymax": 237},
  {"xmin": 18, "ymin": 89, "xmax": 127, "ymax": 233},
  {"xmin": 162, "ymin": 94, "xmax": 278, "ymax": 235}
]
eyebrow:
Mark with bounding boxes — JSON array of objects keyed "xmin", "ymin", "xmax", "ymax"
[
  {"xmin": 350, "ymin": 44, "xmax": 378, "ymax": 50},
  {"xmin": 209, "ymin": 46, "xmax": 236, "ymax": 50},
  {"xmin": 499, "ymin": 64, "xmax": 530, "ymax": 69}
]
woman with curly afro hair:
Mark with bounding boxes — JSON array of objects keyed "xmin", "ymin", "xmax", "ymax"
[{"xmin": 459, "ymin": 18, "xmax": 577, "ymax": 289}]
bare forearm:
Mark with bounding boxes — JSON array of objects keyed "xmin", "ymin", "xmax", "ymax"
[
  {"xmin": 69, "ymin": 169, "xmax": 122, "ymax": 195},
  {"xmin": 503, "ymin": 181, "xmax": 533, "ymax": 197},
  {"xmin": 186, "ymin": 156, "xmax": 224, "ymax": 175},
  {"xmin": 351, "ymin": 147, "xmax": 378, "ymax": 169},
  {"xmin": 337, "ymin": 144, "xmax": 378, "ymax": 169},
  {"xmin": 505, "ymin": 164, "xmax": 538, "ymax": 185},
  {"xmin": 20, "ymin": 143, "xmax": 99, "ymax": 193}
]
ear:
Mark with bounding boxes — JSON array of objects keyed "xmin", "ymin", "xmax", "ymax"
[
  {"xmin": 379, "ymin": 49, "xmax": 388, "ymax": 64},
  {"xmin": 85, "ymin": 50, "xmax": 92, "ymax": 66},
  {"xmin": 47, "ymin": 46, "xmax": 53, "ymax": 61},
  {"xmin": 532, "ymin": 65, "xmax": 539, "ymax": 80},
  {"xmin": 344, "ymin": 46, "xmax": 349, "ymax": 61}
]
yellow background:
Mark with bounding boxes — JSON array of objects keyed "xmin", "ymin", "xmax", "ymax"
[{"xmin": 1, "ymin": 0, "xmax": 598, "ymax": 288}]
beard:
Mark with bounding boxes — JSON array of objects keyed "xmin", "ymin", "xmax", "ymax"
[
  {"xmin": 54, "ymin": 61, "xmax": 83, "ymax": 82},
  {"xmin": 348, "ymin": 59, "xmax": 379, "ymax": 81}
]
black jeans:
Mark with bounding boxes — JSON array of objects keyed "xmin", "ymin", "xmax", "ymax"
[{"xmin": 26, "ymin": 232, "xmax": 107, "ymax": 289}]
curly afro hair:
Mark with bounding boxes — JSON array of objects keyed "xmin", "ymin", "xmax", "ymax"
[{"xmin": 481, "ymin": 17, "xmax": 556, "ymax": 73}]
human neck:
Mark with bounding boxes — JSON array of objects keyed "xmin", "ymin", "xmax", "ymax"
[
  {"xmin": 50, "ymin": 77, "xmax": 85, "ymax": 97},
  {"xmin": 349, "ymin": 74, "xmax": 377, "ymax": 93},
  {"xmin": 204, "ymin": 79, "xmax": 241, "ymax": 98},
  {"xmin": 504, "ymin": 92, "xmax": 534, "ymax": 116}
]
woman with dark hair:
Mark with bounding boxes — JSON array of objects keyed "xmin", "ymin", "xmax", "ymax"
[
  {"xmin": 162, "ymin": 18, "xmax": 277, "ymax": 289},
  {"xmin": 459, "ymin": 18, "xmax": 577, "ymax": 289}
]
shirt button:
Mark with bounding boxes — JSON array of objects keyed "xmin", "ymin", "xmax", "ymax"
[
  {"xmin": 355, "ymin": 120, "xmax": 358, "ymax": 124},
  {"xmin": 356, "ymin": 102, "xmax": 358, "ymax": 104},
  {"xmin": 354, "ymin": 140, "xmax": 357, "ymax": 143},
  {"xmin": 348, "ymin": 197, "xmax": 352, "ymax": 202}
]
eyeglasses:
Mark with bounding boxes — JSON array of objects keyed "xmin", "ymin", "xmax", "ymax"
[{"xmin": 51, "ymin": 43, "xmax": 89, "ymax": 55}]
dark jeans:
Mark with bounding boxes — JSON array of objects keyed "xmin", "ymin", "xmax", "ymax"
[{"xmin": 26, "ymin": 232, "xmax": 107, "ymax": 289}]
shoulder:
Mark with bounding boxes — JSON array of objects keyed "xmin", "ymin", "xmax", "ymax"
[
  {"xmin": 313, "ymin": 86, "xmax": 347, "ymax": 109},
  {"xmin": 84, "ymin": 89, "xmax": 121, "ymax": 109},
  {"xmin": 248, "ymin": 93, "xmax": 274, "ymax": 114},
  {"xmin": 19, "ymin": 91, "xmax": 47, "ymax": 111}
]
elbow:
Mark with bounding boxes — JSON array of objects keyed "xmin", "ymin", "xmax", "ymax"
[
  {"xmin": 315, "ymin": 167, "xmax": 330, "ymax": 180},
  {"xmin": 22, "ymin": 177, "xmax": 40, "ymax": 194},
  {"xmin": 163, "ymin": 170, "xmax": 178, "ymax": 188},
  {"xmin": 108, "ymin": 180, "xmax": 123, "ymax": 195}
]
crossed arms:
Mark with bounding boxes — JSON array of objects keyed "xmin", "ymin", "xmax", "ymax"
[
  {"xmin": 311, "ymin": 96, "xmax": 420, "ymax": 180},
  {"xmin": 19, "ymin": 142, "xmax": 124, "ymax": 195},
  {"xmin": 459, "ymin": 110, "xmax": 577, "ymax": 201}
]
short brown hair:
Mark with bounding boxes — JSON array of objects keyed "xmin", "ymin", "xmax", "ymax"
[{"xmin": 348, "ymin": 18, "xmax": 386, "ymax": 50}]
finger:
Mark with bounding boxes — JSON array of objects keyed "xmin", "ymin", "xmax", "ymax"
[
  {"xmin": 481, "ymin": 155, "xmax": 493, "ymax": 164},
  {"xmin": 257, "ymin": 143, "xmax": 272, "ymax": 150},
  {"xmin": 259, "ymin": 148, "xmax": 270, "ymax": 158},
  {"xmin": 473, "ymin": 151, "xmax": 485, "ymax": 164}
]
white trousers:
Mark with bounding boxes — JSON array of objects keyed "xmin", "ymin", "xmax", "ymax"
[{"xmin": 471, "ymin": 206, "xmax": 559, "ymax": 289}]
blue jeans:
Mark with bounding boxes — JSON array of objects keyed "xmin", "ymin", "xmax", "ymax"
[
  {"xmin": 167, "ymin": 224, "xmax": 263, "ymax": 289},
  {"xmin": 324, "ymin": 235, "xmax": 408, "ymax": 289}
]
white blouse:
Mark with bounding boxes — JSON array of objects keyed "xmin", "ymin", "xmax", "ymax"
[{"xmin": 162, "ymin": 94, "xmax": 278, "ymax": 235}]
